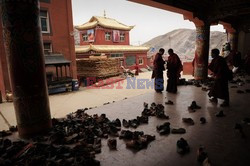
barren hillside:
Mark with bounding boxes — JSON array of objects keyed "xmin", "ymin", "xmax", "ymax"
[{"xmin": 143, "ymin": 28, "xmax": 227, "ymax": 61}]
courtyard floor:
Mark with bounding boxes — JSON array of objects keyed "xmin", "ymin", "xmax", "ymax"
[{"xmin": 0, "ymin": 71, "xmax": 250, "ymax": 166}]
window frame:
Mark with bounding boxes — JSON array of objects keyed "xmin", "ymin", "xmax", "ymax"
[
  {"xmin": 43, "ymin": 42, "xmax": 52, "ymax": 54},
  {"xmin": 40, "ymin": 10, "xmax": 50, "ymax": 34},
  {"xmin": 120, "ymin": 32, "xmax": 125, "ymax": 42},
  {"xmin": 82, "ymin": 33, "xmax": 88, "ymax": 42},
  {"xmin": 105, "ymin": 32, "xmax": 111, "ymax": 41},
  {"xmin": 139, "ymin": 58, "xmax": 144, "ymax": 65},
  {"xmin": 110, "ymin": 53, "xmax": 124, "ymax": 58}
]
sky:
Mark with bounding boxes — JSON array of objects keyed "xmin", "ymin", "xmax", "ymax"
[{"xmin": 72, "ymin": 0, "xmax": 225, "ymax": 46}]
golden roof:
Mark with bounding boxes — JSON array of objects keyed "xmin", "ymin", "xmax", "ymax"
[
  {"xmin": 75, "ymin": 45, "xmax": 150, "ymax": 53},
  {"xmin": 75, "ymin": 16, "xmax": 134, "ymax": 31}
]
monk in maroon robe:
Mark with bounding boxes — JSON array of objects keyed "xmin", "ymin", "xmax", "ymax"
[
  {"xmin": 166, "ymin": 49, "xmax": 182, "ymax": 93},
  {"xmin": 208, "ymin": 48, "xmax": 230, "ymax": 107},
  {"xmin": 152, "ymin": 48, "xmax": 165, "ymax": 92}
]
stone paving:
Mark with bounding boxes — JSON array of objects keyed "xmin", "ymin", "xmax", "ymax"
[{"xmin": 1, "ymin": 72, "xmax": 250, "ymax": 166}]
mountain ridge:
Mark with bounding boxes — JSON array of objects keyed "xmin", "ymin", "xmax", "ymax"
[{"xmin": 142, "ymin": 28, "xmax": 227, "ymax": 61}]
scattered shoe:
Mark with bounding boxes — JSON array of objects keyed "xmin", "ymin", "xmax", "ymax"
[
  {"xmin": 242, "ymin": 118, "xmax": 250, "ymax": 125},
  {"xmin": 143, "ymin": 102, "xmax": 148, "ymax": 109},
  {"xmin": 200, "ymin": 117, "xmax": 206, "ymax": 124},
  {"xmin": 171, "ymin": 128, "xmax": 186, "ymax": 134},
  {"xmin": 8, "ymin": 126, "xmax": 17, "ymax": 132},
  {"xmin": 176, "ymin": 138, "xmax": 190, "ymax": 154},
  {"xmin": 122, "ymin": 119, "xmax": 129, "ymax": 128},
  {"xmin": 197, "ymin": 145, "xmax": 208, "ymax": 164},
  {"xmin": 245, "ymin": 89, "xmax": 250, "ymax": 93},
  {"xmin": 209, "ymin": 97, "xmax": 218, "ymax": 104},
  {"xmin": 157, "ymin": 122, "xmax": 171, "ymax": 135},
  {"xmin": 201, "ymin": 87, "xmax": 208, "ymax": 91},
  {"xmin": 237, "ymin": 90, "xmax": 244, "ymax": 94},
  {"xmin": 103, "ymin": 102, "xmax": 110, "ymax": 105},
  {"xmin": 234, "ymin": 123, "xmax": 242, "ymax": 130},
  {"xmin": 137, "ymin": 116, "xmax": 148, "ymax": 124},
  {"xmin": 215, "ymin": 110, "xmax": 225, "ymax": 117},
  {"xmin": 220, "ymin": 101, "xmax": 229, "ymax": 107},
  {"xmin": 0, "ymin": 130, "xmax": 12, "ymax": 137},
  {"xmin": 165, "ymin": 100, "xmax": 174, "ymax": 105},
  {"xmin": 155, "ymin": 106, "xmax": 169, "ymax": 119},
  {"xmin": 234, "ymin": 123, "xmax": 246, "ymax": 138},
  {"xmin": 119, "ymin": 130, "xmax": 133, "ymax": 139},
  {"xmin": 129, "ymin": 119, "xmax": 140, "ymax": 128},
  {"xmin": 188, "ymin": 101, "xmax": 201, "ymax": 110},
  {"xmin": 107, "ymin": 139, "xmax": 117, "ymax": 150},
  {"xmin": 182, "ymin": 118, "xmax": 194, "ymax": 125}
]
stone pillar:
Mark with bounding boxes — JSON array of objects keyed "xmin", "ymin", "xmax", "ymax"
[
  {"xmin": 1, "ymin": 0, "xmax": 52, "ymax": 138},
  {"xmin": 228, "ymin": 32, "xmax": 238, "ymax": 51},
  {"xmin": 194, "ymin": 24, "xmax": 210, "ymax": 80}
]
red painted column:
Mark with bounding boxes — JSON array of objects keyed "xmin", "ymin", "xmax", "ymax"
[
  {"xmin": 221, "ymin": 22, "xmax": 238, "ymax": 51},
  {"xmin": 194, "ymin": 24, "xmax": 210, "ymax": 80},
  {"xmin": 1, "ymin": 0, "xmax": 52, "ymax": 138}
]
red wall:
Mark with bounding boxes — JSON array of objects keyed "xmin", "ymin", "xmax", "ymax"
[
  {"xmin": 79, "ymin": 28, "xmax": 130, "ymax": 45},
  {"xmin": 0, "ymin": 0, "xmax": 76, "ymax": 99},
  {"xmin": 41, "ymin": 0, "xmax": 77, "ymax": 79},
  {"xmin": 124, "ymin": 53, "xmax": 148, "ymax": 70}
]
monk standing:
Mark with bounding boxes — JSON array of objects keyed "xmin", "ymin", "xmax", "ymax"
[
  {"xmin": 152, "ymin": 48, "xmax": 165, "ymax": 92},
  {"xmin": 166, "ymin": 49, "xmax": 182, "ymax": 93},
  {"xmin": 208, "ymin": 48, "xmax": 230, "ymax": 107}
]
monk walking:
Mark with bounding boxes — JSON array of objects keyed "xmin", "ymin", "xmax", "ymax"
[
  {"xmin": 208, "ymin": 48, "xmax": 230, "ymax": 107},
  {"xmin": 152, "ymin": 48, "xmax": 165, "ymax": 92},
  {"xmin": 166, "ymin": 49, "xmax": 182, "ymax": 93}
]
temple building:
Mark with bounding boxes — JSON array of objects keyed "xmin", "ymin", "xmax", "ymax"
[
  {"xmin": 75, "ymin": 16, "xmax": 150, "ymax": 70},
  {"xmin": 0, "ymin": 0, "xmax": 77, "ymax": 99}
]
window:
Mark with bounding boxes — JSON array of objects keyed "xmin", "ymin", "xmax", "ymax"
[
  {"xmin": 82, "ymin": 33, "xmax": 88, "ymax": 41},
  {"xmin": 125, "ymin": 55, "xmax": 136, "ymax": 66},
  {"xmin": 40, "ymin": 10, "xmax": 50, "ymax": 33},
  {"xmin": 110, "ymin": 53, "xmax": 123, "ymax": 58},
  {"xmin": 43, "ymin": 42, "xmax": 52, "ymax": 54},
  {"xmin": 105, "ymin": 32, "xmax": 111, "ymax": 41},
  {"xmin": 120, "ymin": 33, "xmax": 125, "ymax": 42},
  {"xmin": 139, "ymin": 58, "xmax": 144, "ymax": 65}
]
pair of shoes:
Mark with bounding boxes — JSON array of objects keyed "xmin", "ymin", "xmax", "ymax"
[
  {"xmin": 209, "ymin": 98, "xmax": 218, "ymax": 103},
  {"xmin": 220, "ymin": 102, "xmax": 229, "ymax": 107}
]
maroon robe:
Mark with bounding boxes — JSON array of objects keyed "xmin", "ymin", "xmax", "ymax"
[
  {"xmin": 166, "ymin": 53, "xmax": 182, "ymax": 93},
  {"xmin": 208, "ymin": 55, "xmax": 230, "ymax": 101},
  {"xmin": 152, "ymin": 53, "xmax": 165, "ymax": 92}
]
